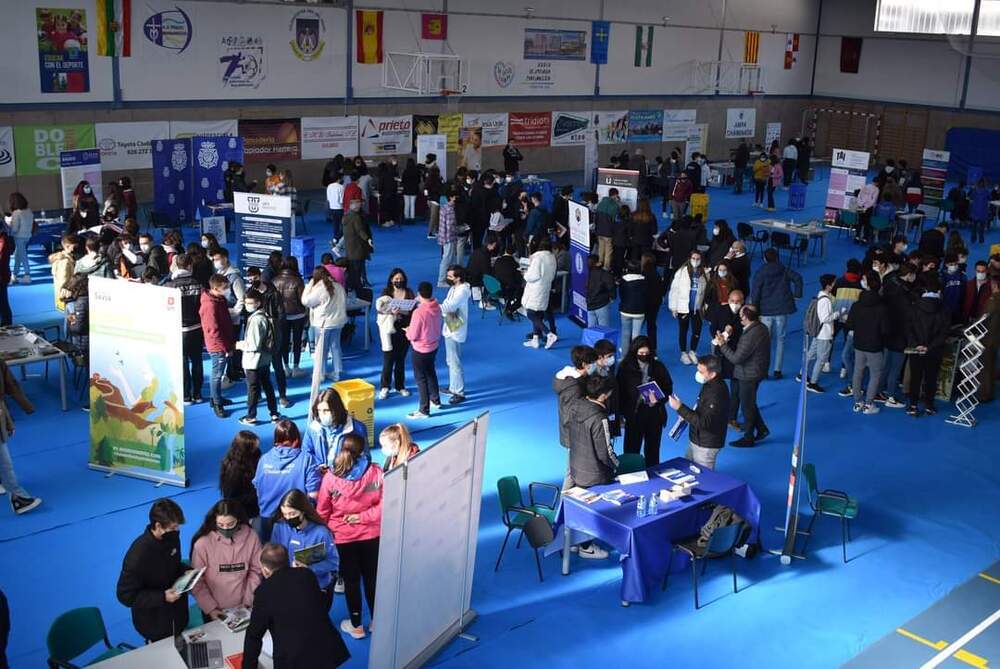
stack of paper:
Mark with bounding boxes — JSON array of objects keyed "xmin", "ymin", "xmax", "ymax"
[{"xmin": 616, "ymin": 471, "xmax": 649, "ymax": 485}]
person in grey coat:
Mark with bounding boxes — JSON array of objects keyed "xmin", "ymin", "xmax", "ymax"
[
  {"xmin": 566, "ymin": 375, "xmax": 618, "ymax": 488},
  {"xmin": 714, "ymin": 305, "xmax": 770, "ymax": 447},
  {"xmin": 553, "ymin": 346, "xmax": 599, "ymax": 490}
]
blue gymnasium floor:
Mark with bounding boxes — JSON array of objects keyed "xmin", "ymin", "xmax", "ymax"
[{"xmin": 1, "ymin": 170, "xmax": 998, "ymax": 669}]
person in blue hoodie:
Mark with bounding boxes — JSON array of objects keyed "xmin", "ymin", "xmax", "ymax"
[
  {"xmin": 969, "ymin": 178, "xmax": 991, "ymax": 245},
  {"xmin": 302, "ymin": 388, "xmax": 369, "ymax": 473},
  {"xmin": 253, "ymin": 420, "xmax": 321, "ymax": 541},
  {"xmin": 941, "ymin": 253, "xmax": 967, "ymax": 323},
  {"xmin": 523, "ymin": 192, "xmax": 548, "ymax": 246},
  {"xmin": 270, "ymin": 488, "xmax": 340, "ymax": 611},
  {"xmin": 749, "ymin": 248, "xmax": 803, "ymax": 379}
]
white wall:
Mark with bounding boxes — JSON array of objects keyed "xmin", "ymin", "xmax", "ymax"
[{"xmin": 598, "ymin": 25, "xmax": 719, "ymax": 96}]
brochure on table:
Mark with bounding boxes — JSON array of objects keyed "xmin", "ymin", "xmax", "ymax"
[
  {"xmin": 825, "ymin": 147, "xmax": 870, "ymax": 221},
  {"xmin": 235, "ymin": 193, "xmax": 292, "ymax": 274}
]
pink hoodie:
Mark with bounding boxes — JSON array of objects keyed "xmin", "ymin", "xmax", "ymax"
[
  {"xmin": 324, "ymin": 263, "xmax": 346, "ymax": 287},
  {"xmin": 190, "ymin": 524, "xmax": 263, "ymax": 613},
  {"xmin": 316, "ymin": 463, "xmax": 384, "ymax": 545},
  {"xmin": 405, "ymin": 298, "xmax": 442, "ymax": 353}
]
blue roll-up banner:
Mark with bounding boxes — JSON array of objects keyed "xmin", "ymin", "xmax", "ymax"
[
  {"xmin": 568, "ymin": 200, "xmax": 590, "ymax": 328},
  {"xmin": 191, "ymin": 135, "xmax": 244, "ymax": 207},
  {"xmin": 151, "ymin": 138, "xmax": 193, "ymax": 225}
]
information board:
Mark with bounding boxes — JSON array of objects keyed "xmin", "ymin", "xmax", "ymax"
[
  {"xmin": 825, "ymin": 147, "xmax": 870, "ymax": 220},
  {"xmin": 596, "ymin": 168, "xmax": 640, "ymax": 211},
  {"xmin": 235, "ymin": 193, "xmax": 292, "ymax": 274},
  {"xmin": 568, "ymin": 200, "xmax": 590, "ymax": 328}
]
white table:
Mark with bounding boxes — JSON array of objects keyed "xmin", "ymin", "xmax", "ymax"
[
  {"xmin": 895, "ymin": 211, "xmax": 926, "ymax": 238},
  {"xmin": 345, "ymin": 297, "xmax": 371, "ymax": 351},
  {"xmin": 0, "ymin": 328, "xmax": 67, "ymax": 411},
  {"xmin": 88, "ymin": 620, "xmax": 273, "ymax": 668},
  {"xmin": 749, "ymin": 219, "xmax": 829, "ymax": 261}
]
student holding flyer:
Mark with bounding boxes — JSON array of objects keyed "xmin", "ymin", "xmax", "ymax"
[
  {"xmin": 668, "ymin": 354, "xmax": 730, "ymax": 470},
  {"xmin": 616, "ymin": 336, "xmax": 673, "ymax": 468}
]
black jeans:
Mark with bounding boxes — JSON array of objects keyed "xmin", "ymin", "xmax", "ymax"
[
  {"xmin": 678, "ymin": 311, "xmax": 702, "ymax": 352},
  {"xmin": 0, "ymin": 283, "xmax": 10, "ymax": 326},
  {"xmin": 645, "ymin": 305, "xmax": 661, "ymax": 351},
  {"xmin": 244, "ymin": 366, "xmax": 277, "ymax": 420},
  {"xmin": 623, "ymin": 415, "xmax": 665, "ymax": 468},
  {"xmin": 181, "ymin": 329, "xmax": 205, "ymax": 400},
  {"xmin": 738, "ymin": 378, "xmax": 767, "ymax": 438},
  {"xmin": 281, "ymin": 316, "xmax": 306, "ymax": 367},
  {"xmin": 754, "ymin": 179, "xmax": 766, "ymax": 204},
  {"xmin": 411, "ymin": 348, "xmax": 440, "ymax": 414},
  {"xmin": 729, "ymin": 378, "xmax": 741, "ymax": 422},
  {"xmin": 527, "ymin": 308, "xmax": 557, "ymax": 338},
  {"xmin": 908, "ymin": 349, "xmax": 945, "ymax": 409},
  {"xmin": 380, "ymin": 330, "xmax": 409, "ymax": 391},
  {"xmin": 782, "ymin": 159, "xmax": 796, "ymax": 187},
  {"xmin": 338, "ymin": 537, "xmax": 379, "ymax": 628},
  {"xmin": 767, "ymin": 182, "xmax": 776, "ymax": 209}
]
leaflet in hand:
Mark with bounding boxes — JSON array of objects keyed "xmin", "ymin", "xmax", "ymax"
[
  {"xmin": 637, "ymin": 381, "xmax": 665, "ymax": 406},
  {"xmin": 600, "ymin": 489, "xmax": 638, "ymax": 506},
  {"xmin": 668, "ymin": 414, "xmax": 688, "ymax": 441},
  {"xmin": 563, "ymin": 486, "xmax": 601, "ymax": 504},
  {"xmin": 444, "ymin": 312, "xmax": 465, "ymax": 333},
  {"xmin": 225, "ymin": 653, "xmax": 243, "ymax": 669},
  {"xmin": 221, "ymin": 607, "xmax": 251, "ymax": 633},
  {"xmin": 172, "ymin": 567, "xmax": 205, "ymax": 594},
  {"xmin": 389, "ymin": 298, "xmax": 418, "ymax": 313},
  {"xmin": 293, "ymin": 542, "xmax": 327, "ymax": 566},
  {"xmin": 616, "ymin": 471, "xmax": 649, "ymax": 485}
]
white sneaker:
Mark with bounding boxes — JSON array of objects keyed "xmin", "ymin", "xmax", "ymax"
[
  {"xmin": 0, "ymin": 484, "xmax": 6, "ymax": 495},
  {"xmin": 822, "ymin": 362, "xmax": 831, "ymax": 373},
  {"xmin": 398, "ymin": 388, "xmax": 411, "ymax": 397},
  {"xmin": 680, "ymin": 351, "xmax": 691, "ymax": 365},
  {"xmin": 687, "ymin": 350, "xmax": 697, "ymax": 363},
  {"xmin": 839, "ymin": 367, "xmax": 848, "ymax": 379},
  {"xmin": 662, "ymin": 212, "xmax": 669, "ymax": 218},
  {"xmin": 340, "ymin": 619, "xmax": 366, "ymax": 639},
  {"xmin": 545, "ymin": 332, "xmax": 559, "ymax": 349},
  {"xmin": 334, "ymin": 576, "xmax": 345, "ymax": 594},
  {"xmin": 885, "ymin": 396, "xmax": 905, "ymax": 409},
  {"xmin": 523, "ymin": 336, "xmax": 540, "ymax": 349},
  {"xmin": 577, "ymin": 544, "xmax": 609, "ymax": 560},
  {"xmin": 291, "ymin": 367, "xmax": 308, "ymax": 378},
  {"xmin": 221, "ymin": 378, "xmax": 236, "ymax": 390},
  {"xmin": 852, "ymin": 402, "xmax": 863, "ymax": 413},
  {"xmin": 863, "ymin": 403, "xmax": 880, "ymax": 415},
  {"xmin": 377, "ymin": 388, "xmax": 390, "ymax": 400},
  {"xmin": 481, "ymin": 301, "xmax": 497, "ymax": 311},
  {"xmin": 283, "ymin": 365, "xmax": 292, "ymax": 376},
  {"xmin": 18, "ymin": 276, "xmax": 30, "ymax": 285},
  {"xmin": 407, "ymin": 410, "xmax": 430, "ymax": 419}
]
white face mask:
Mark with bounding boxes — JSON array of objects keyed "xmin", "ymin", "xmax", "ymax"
[
  {"xmin": 885, "ymin": 166, "xmax": 894, "ymax": 174},
  {"xmin": 319, "ymin": 414, "xmax": 333, "ymax": 427},
  {"xmin": 245, "ymin": 304, "xmax": 258, "ymax": 314},
  {"xmin": 82, "ymin": 186, "xmax": 92, "ymax": 194},
  {"xmin": 717, "ymin": 269, "xmax": 728, "ymax": 278},
  {"xmin": 861, "ymin": 280, "xmax": 870, "ymax": 290},
  {"xmin": 690, "ymin": 259, "xmax": 701, "ymax": 268},
  {"xmin": 712, "ymin": 226, "xmax": 720, "ymax": 235},
  {"xmin": 945, "ymin": 264, "xmax": 958, "ymax": 273},
  {"xmin": 213, "ymin": 260, "xmax": 225, "ymax": 271},
  {"xmin": 977, "ymin": 271, "xmax": 987, "ymax": 281},
  {"xmin": 350, "ymin": 202, "xmax": 362, "ymax": 212},
  {"xmin": 266, "ymin": 170, "xmax": 274, "ymax": 177},
  {"xmin": 729, "ymin": 302, "xmax": 741, "ymax": 313},
  {"xmin": 139, "ymin": 243, "xmax": 151, "ymax": 253},
  {"xmin": 80, "ymin": 211, "xmax": 88, "ymax": 218},
  {"xmin": 201, "ymin": 240, "xmax": 210, "ymax": 248},
  {"xmin": 694, "ymin": 371, "xmax": 706, "ymax": 384},
  {"xmin": 505, "ymin": 176, "xmax": 513, "ymax": 183},
  {"xmin": 380, "ymin": 439, "xmax": 398, "ymax": 456}
]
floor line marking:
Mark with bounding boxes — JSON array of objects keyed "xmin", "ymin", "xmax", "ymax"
[
  {"xmin": 919, "ymin": 608, "xmax": 1000, "ymax": 669},
  {"xmin": 979, "ymin": 572, "xmax": 1000, "ymax": 586}
]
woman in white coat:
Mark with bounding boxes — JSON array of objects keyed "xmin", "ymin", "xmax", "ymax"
[
  {"xmin": 522, "ymin": 237, "xmax": 558, "ymax": 349},
  {"xmin": 668, "ymin": 249, "xmax": 708, "ymax": 365},
  {"xmin": 302, "ymin": 267, "xmax": 347, "ymax": 400},
  {"xmin": 7, "ymin": 193, "xmax": 33, "ymax": 284}
]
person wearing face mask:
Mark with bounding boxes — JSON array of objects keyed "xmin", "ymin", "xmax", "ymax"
[
  {"xmin": 724, "ymin": 240, "xmax": 751, "ymax": 293},
  {"xmin": 47, "ymin": 233, "xmax": 80, "ymax": 311},
  {"xmin": 668, "ymin": 251, "xmax": 708, "ymax": 365},
  {"xmin": 905, "ymin": 274, "xmax": 952, "ymax": 416},
  {"xmin": 375, "ymin": 269, "xmax": 415, "ymax": 399},
  {"xmin": 441, "ymin": 265, "xmax": 471, "ymax": 404},
  {"xmin": 553, "ymin": 345, "xmax": 599, "ymax": 488},
  {"xmin": 667, "ymin": 354, "xmax": 729, "ymax": 470},
  {"xmin": 846, "ymin": 271, "xmax": 890, "ymax": 414},
  {"xmin": 189, "ymin": 499, "xmax": 262, "ymax": 620},
  {"xmin": 269, "ymin": 489, "xmax": 340, "ymax": 611},
  {"xmin": 68, "ymin": 181, "xmax": 99, "ymax": 234},
  {"xmin": 712, "ymin": 290, "xmax": 745, "ymax": 428},
  {"xmin": 796, "ymin": 274, "xmax": 838, "ymax": 394},
  {"xmin": 302, "ymin": 267, "xmax": 348, "ymax": 397},
  {"xmin": 165, "ymin": 253, "xmax": 206, "ymax": 404},
  {"xmin": 247, "ymin": 266, "xmax": 291, "ymax": 409},
  {"xmin": 210, "ymin": 248, "xmax": 247, "ymax": 386},
  {"xmin": 437, "ymin": 189, "xmax": 462, "ymax": 288},
  {"xmin": 254, "ymin": 421, "xmax": 322, "ymax": 542},
  {"xmin": 341, "ymin": 196, "xmax": 373, "ymax": 294},
  {"xmin": 781, "ymin": 140, "xmax": 798, "ymax": 188},
  {"xmin": 74, "ymin": 236, "xmax": 114, "ymax": 279},
  {"xmin": 586, "ymin": 255, "xmax": 617, "ymax": 327},
  {"xmin": 593, "ymin": 188, "xmax": 619, "ymax": 271},
  {"xmin": 879, "ymin": 262, "xmax": 919, "ymax": 407},
  {"xmin": 705, "ymin": 260, "xmax": 739, "ymax": 334},
  {"xmin": 706, "ymin": 220, "xmax": 736, "ymax": 268},
  {"xmin": 224, "ymin": 162, "xmax": 255, "ymax": 202},
  {"xmin": 116, "ymin": 498, "xmax": 189, "ymax": 642},
  {"xmin": 503, "ymin": 141, "xmax": 523, "ymax": 176},
  {"xmin": 242, "ymin": 543, "xmax": 351, "ymax": 668},
  {"xmin": 379, "ymin": 423, "xmax": 420, "ymax": 470},
  {"xmin": 963, "ymin": 260, "xmax": 995, "ymax": 322},
  {"xmin": 138, "ymin": 232, "xmax": 166, "ymax": 278},
  {"xmin": 617, "ymin": 336, "xmax": 673, "ymax": 468},
  {"xmin": 236, "ymin": 289, "xmax": 281, "ymax": 426},
  {"xmin": 303, "ymin": 388, "xmax": 368, "ymax": 475},
  {"xmin": 714, "ymin": 305, "xmax": 770, "ymax": 447},
  {"xmin": 752, "ymin": 152, "xmax": 771, "ymax": 208},
  {"xmin": 750, "ymin": 248, "xmax": 803, "ymax": 379},
  {"xmin": 200, "ymin": 275, "xmax": 238, "ymax": 418},
  {"xmin": 941, "ymin": 253, "xmax": 967, "ymax": 323},
  {"xmin": 264, "ymin": 164, "xmax": 281, "ymax": 195}
]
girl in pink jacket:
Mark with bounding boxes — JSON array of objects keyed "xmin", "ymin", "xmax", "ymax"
[
  {"xmin": 189, "ymin": 499, "xmax": 263, "ymax": 620},
  {"xmin": 316, "ymin": 433, "xmax": 383, "ymax": 640}
]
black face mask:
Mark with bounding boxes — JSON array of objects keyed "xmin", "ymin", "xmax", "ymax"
[
  {"xmin": 392, "ymin": 281, "xmax": 405, "ymax": 288},
  {"xmin": 637, "ymin": 354, "xmax": 651, "ymax": 363},
  {"xmin": 445, "ymin": 278, "xmax": 455, "ymax": 286},
  {"xmin": 287, "ymin": 515, "xmax": 303, "ymax": 529},
  {"xmin": 161, "ymin": 529, "xmax": 179, "ymax": 542},
  {"xmin": 217, "ymin": 526, "xmax": 238, "ymax": 540}
]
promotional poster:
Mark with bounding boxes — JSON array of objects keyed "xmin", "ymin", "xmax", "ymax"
[
  {"xmin": 568, "ymin": 200, "xmax": 591, "ymax": 327},
  {"xmin": 37, "ymin": 7, "xmax": 90, "ymax": 93}
]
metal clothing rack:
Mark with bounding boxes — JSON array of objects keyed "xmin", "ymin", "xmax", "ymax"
[{"xmin": 947, "ymin": 314, "xmax": 989, "ymax": 428}]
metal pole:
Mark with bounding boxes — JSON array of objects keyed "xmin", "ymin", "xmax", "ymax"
[
  {"xmin": 809, "ymin": 0, "xmax": 823, "ymax": 96},
  {"xmin": 345, "ymin": 0, "xmax": 354, "ymax": 109},
  {"xmin": 960, "ymin": 0, "xmax": 983, "ymax": 109},
  {"xmin": 714, "ymin": 0, "xmax": 727, "ymax": 95}
]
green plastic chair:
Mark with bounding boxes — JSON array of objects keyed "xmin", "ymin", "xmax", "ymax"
[
  {"xmin": 837, "ymin": 210, "xmax": 858, "ymax": 239},
  {"xmin": 481, "ymin": 274, "xmax": 507, "ymax": 324},
  {"xmin": 47, "ymin": 607, "xmax": 135, "ymax": 668},
  {"xmin": 494, "ymin": 475, "xmax": 560, "ymax": 572},
  {"xmin": 615, "ymin": 453, "xmax": 647, "ymax": 475},
  {"xmin": 802, "ymin": 463, "xmax": 859, "ymax": 563},
  {"xmin": 869, "ymin": 215, "xmax": 893, "ymax": 246}
]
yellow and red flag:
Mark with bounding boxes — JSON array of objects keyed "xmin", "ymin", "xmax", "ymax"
[
  {"xmin": 421, "ymin": 13, "xmax": 447, "ymax": 40},
  {"xmin": 96, "ymin": 0, "xmax": 131, "ymax": 57},
  {"xmin": 356, "ymin": 10, "xmax": 383, "ymax": 64},
  {"xmin": 744, "ymin": 31, "xmax": 760, "ymax": 65}
]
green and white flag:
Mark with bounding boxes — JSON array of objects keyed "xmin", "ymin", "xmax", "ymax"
[{"xmin": 634, "ymin": 26, "xmax": 653, "ymax": 67}]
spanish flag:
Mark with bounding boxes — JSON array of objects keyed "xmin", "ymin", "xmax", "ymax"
[
  {"xmin": 356, "ymin": 10, "xmax": 383, "ymax": 64},
  {"xmin": 96, "ymin": 0, "xmax": 131, "ymax": 57},
  {"xmin": 743, "ymin": 31, "xmax": 760, "ymax": 65}
]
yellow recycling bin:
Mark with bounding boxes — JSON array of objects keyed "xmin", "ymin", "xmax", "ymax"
[
  {"xmin": 333, "ymin": 379, "xmax": 375, "ymax": 442},
  {"xmin": 689, "ymin": 193, "xmax": 709, "ymax": 222}
]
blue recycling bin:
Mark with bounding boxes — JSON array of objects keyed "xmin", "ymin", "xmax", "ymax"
[
  {"xmin": 581, "ymin": 326, "xmax": 619, "ymax": 349},
  {"xmin": 291, "ymin": 236, "xmax": 316, "ymax": 277},
  {"xmin": 788, "ymin": 183, "xmax": 807, "ymax": 210}
]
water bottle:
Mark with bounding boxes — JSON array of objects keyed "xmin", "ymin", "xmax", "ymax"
[
  {"xmin": 636, "ymin": 495, "xmax": 646, "ymax": 518},
  {"xmin": 648, "ymin": 493, "xmax": 659, "ymax": 515}
]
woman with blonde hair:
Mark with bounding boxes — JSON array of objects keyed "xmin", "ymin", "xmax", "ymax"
[{"xmin": 379, "ymin": 423, "xmax": 420, "ymax": 469}]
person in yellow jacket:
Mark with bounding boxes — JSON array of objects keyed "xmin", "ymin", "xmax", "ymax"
[
  {"xmin": 752, "ymin": 153, "xmax": 771, "ymax": 209},
  {"xmin": 48, "ymin": 233, "xmax": 80, "ymax": 312}
]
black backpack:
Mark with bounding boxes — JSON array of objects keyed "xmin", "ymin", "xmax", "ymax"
[{"xmin": 803, "ymin": 293, "xmax": 830, "ymax": 337}]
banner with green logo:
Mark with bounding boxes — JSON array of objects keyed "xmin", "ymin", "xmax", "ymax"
[{"xmin": 14, "ymin": 123, "xmax": 95, "ymax": 175}]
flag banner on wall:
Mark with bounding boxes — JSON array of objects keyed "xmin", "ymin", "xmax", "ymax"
[
  {"xmin": 421, "ymin": 13, "xmax": 447, "ymax": 40},
  {"xmin": 634, "ymin": 26, "xmax": 653, "ymax": 67},
  {"xmin": 170, "ymin": 119, "xmax": 238, "ymax": 140},
  {"xmin": 594, "ymin": 110, "xmax": 629, "ymax": 145},
  {"xmin": 568, "ymin": 200, "xmax": 591, "ymax": 327},
  {"xmin": 359, "ymin": 115, "xmax": 412, "ymax": 156},
  {"xmin": 142, "ymin": 5, "xmax": 193, "ymax": 53},
  {"xmin": 784, "ymin": 33, "xmax": 799, "ymax": 69},
  {"xmin": 0, "ymin": 127, "xmax": 15, "ymax": 179},
  {"xmin": 151, "ymin": 138, "xmax": 193, "ymax": 224},
  {"xmin": 437, "ymin": 113, "xmax": 463, "ymax": 152},
  {"xmin": 356, "ymin": 10, "xmax": 383, "ymax": 64},
  {"xmin": 551, "ymin": 111, "xmax": 590, "ymax": 146},
  {"xmin": 192, "ymin": 135, "xmax": 243, "ymax": 206},
  {"xmin": 590, "ymin": 21, "xmax": 610, "ymax": 64},
  {"xmin": 37, "ymin": 8, "xmax": 91, "ymax": 93},
  {"xmin": 840, "ymin": 37, "xmax": 862, "ymax": 73},
  {"xmin": 96, "ymin": 0, "xmax": 132, "ymax": 57},
  {"xmin": 14, "ymin": 124, "xmax": 96, "ymax": 175},
  {"xmin": 96, "ymin": 121, "xmax": 170, "ymax": 170},
  {"xmin": 725, "ymin": 108, "xmax": 756, "ymax": 139},
  {"xmin": 239, "ymin": 118, "xmax": 301, "ymax": 163},
  {"xmin": 523, "ymin": 29, "xmax": 586, "ymax": 61},
  {"xmin": 662, "ymin": 109, "xmax": 697, "ymax": 143},
  {"xmin": 628, "ymin": 110, "xmax": 663, "ymax": 143},
  {"xmin": 88, "ymin": 278, "xmax": 186, "ymax": 487},
  {"xmin": 301, "ymin": 117, "xmax": 359, "ymax": 159},
  {"xmin": 60, "ymin": 149, "xmax": 102, "ymax": 209},
  {"xmin": 509, "ymin": 112, "xmax": 551, "ymax": 147},
  {"xmin": 743, "ymin": 31, "xmax": 760, "ymax": 65},
  {"xmin": 463, "ymin": 113, "xmax": 508, "ymax": 146}
]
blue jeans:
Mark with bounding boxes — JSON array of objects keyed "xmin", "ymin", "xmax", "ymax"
[
  {"xmin": 841, "ymin": 331, "xmax": 855, "ymax": 375},
  {"xmin": 0, "ymin": 438, "xmax": 28, "ymax": 498},
  {"xmin": 760, "ymin": 314, "xmax": 787, "ymax": 372},
  {"xmin": 881, "ymin": 349, "xmax": 906, "ymax": 399},
  {"xmin": 588, "ymin": 304, "xmax": 612, "ymax": 327},
  {"xmin": 314, "ymin": 327, "xmax": 342, "ymax": 381},
  {"xmin": 445, "ymin": 337, "xmax": 464, "ymax": 395},
  {"xmin": 619, "ymin": 314, "xmax": 645, "ymax": 353},
  {"xmin": 972, "ymin": 218, "xmax": 988, "ymax": 244},
  {"xmin": 805, "ymin": 337, "xmax": 833, "ymax": 384},
  {"xmin": 209, "ymin": 352, "xmax": 228, "ymax": 406},
  {"xmin": 12, "ymin": 237, "xmax": 30, "ymax": 277}
]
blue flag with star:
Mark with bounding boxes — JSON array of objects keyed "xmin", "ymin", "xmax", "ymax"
[{"xmin": 591, "ymin": 21, "xmax": 610, "ymax": 64}]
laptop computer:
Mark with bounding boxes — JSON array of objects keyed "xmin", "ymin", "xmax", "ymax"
[{"xmin": 175, "ymin": 631, "xmax": 225, "ymax": 669}]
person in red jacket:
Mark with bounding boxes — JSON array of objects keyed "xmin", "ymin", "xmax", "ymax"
[
  {"xmin": 316, "ymin": 433, "xmax": 383, "ymax": 640},
  {"xmin": 963, "ymin": 260, "xmax": 995, "ymax": 323},
  {"xmin": 200, "ymin": 275, "xmax": 237, "ymax": 418}
]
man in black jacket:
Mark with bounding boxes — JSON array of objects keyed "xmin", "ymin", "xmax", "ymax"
[
  {"xmin": 847, "ymin": 271, "xmax": 890, "ymax": 413},
  {"xmin": 165, "ymin": 253, "xmax": 206, "ymax": 403},
  {"xmin": 733, "ymin": 141, "xmax": 750, "ymax": 194},
  {"xmin": 116, "ymin": 499, "xmax": 189, "ymax": 642},
  {"xmin": 880, "ymin": 263, "xmax": 918, "ymax": 407},
  {"xmin": 586, "ymin": 255, "xmax": 616, "ymax": 327},
  {"xmin": 906, "ymin": 274, "xmax": 953, "ymax": 416},
  {"xmin": 714, "ymin": 305, "xmax": 770, "ymax": 447},
  {"xmin": 243, "ymin": 544, "xmax": 350, "ymax": 669},
  {"xmin": 669, "ymin": 355, "xmax": 729, "ymax": 470}
]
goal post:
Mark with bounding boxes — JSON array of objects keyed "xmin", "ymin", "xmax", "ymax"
[{"xmin": 383, "ymin": 51, "xmax": 469, "ymax": 96}]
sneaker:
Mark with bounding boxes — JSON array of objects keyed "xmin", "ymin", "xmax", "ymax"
[
  {"xmin": 754, "ymin": 427, "xmax": 771, "ymax": 442},
  {"xmin": 822, "ymin": 362, "xmax": 831, "ymax": 373},
  {"xmin": 334, "ymin": 576, "xmax": 345, "ymax": 594},
  {"xmin": 279, "ymin": 397, "xmax": 293, "ymax": 408},
  {"xmin": 0, "ymin": 484, "xmax": 5, "ymax": 495},
  {"xmin": 766, "ymin": 207, "xmax": 776, "ymax": 212},
  {"xmin": 440, "ymin": 388, "xmax": 453, "ymax": 396},
  {"xmin": 11, "ymin": 496, "xmax": 41, "ymax": 515},
  {"xmin": 885, "ymin": 396, "xmax": 905, "ymax": 409},
  {"xmin": 924, "ymin": 406, "xmax": 938, "ymax": 416},
  {"xmin": 481, "ymin": 302, "xmax": 497, "ymax": 311},
  {"xmin": 863, "ymin": 403, "xmax": 880, "ymax": 415},
  {"xmin": 523, "ymin": 336, "xmax": 540, "ymax": 349},
  {"xmin": 398, "ymin": 388, "xmax": 411, "ymax": 397},
  {"xmin": 730, "ymin": 436, "xmax": 756, "ymax": 448},
  {"xmin": 291, "ymin": 367, "xmax": 308, "ymax": 378},
  {"xmin": 873, "ymin": 392, "xmax": 888, "ymax": 404},
  {"xmin": 772, "ymin": 371, "xmax": 783, "ymax": 380},
  {"xmin": 191, "ymin": 396, "xmax": 203, "ymax": 405},
  {"xmin": 407, "ymin": 410, "xmax": 430, "ymax": 419},
  {"xmin": 270, "ymin": 413, "xmax": 283, "ymax": 423},
  {"xmin": 576, "ymin": 544, "xmax": 609, "ymax": 560},
  {"xmin": 220, "ymin": 398, "xmax": 234, "ymax": 406},
  {"xmin": 806, "ymin": 382, "xmax": 825, "ymax": 394},
  {"xmin": 839, "ymin": 367, "xmax": 848, "ymax": 379},
  {"xmin": 448, "ymin": 394, "xmax": 466, "ymax": 405},
  {"xmin": 221, "ymin": 378, "xmax": 236, "ymax": 390},
  {"xmin": 238, "ymin": 415, "xmax": 257, "ymax": 426},
  {"xmin": 852, "ymin": 401, "xmax": 864, "ymax": 413},
  {"xmin": 283, "ymin": 365, "xmax": 292, "ymax": 376},
  {"xmin": 183, "ymin": 396, "xmax": 193, "ymax": 406},
  {"xmin": 687, "ymin": 350, "xmax": 697, "ymax": 363},
  {"xmin": 680, "ymin": 351, "xmax": 692, "ymax": 365},
  {"xmin": 213, "ymin": 403, "xmax": 227, "ymax": 419},
  {"xmin": 431, "ymin": 399, "xmax": 442, "ymax": 409},
  {"xmin": 545, "ymin": 332, "xmax": 559, "ymax": 349},
  {"xmin": 340, "ymin": 619, "xmax": 366, "ymax": 640},
  {"xmin": 795, "ymin": 373, "xmax": 802, "ymax": 382},
  {"xmin": 18, "ymin": 276, "xmax": 31, "ymax": 285},
  {"xmin": 838, "ymin": 386, "xmax": 853, "ymax": 397},
  {"xmin": 427, "ymin": 234, "xmax": 436, "ymax": 239},
  {"xmin": 377, "ymin": 388, "xmax": 390, "ymax": 400},
  {"xmin": 906, "ymin": 404, "xmax": 919, "ymax": 417}
]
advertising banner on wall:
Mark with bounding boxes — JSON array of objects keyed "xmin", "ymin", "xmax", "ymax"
[
  {"xmin": 568, "ymin": 200, "xmax": 590, "ymax": 328},
  {"xmin": 236, "ymin": 192, "xmax": 292, "ymax": 273},
  {"xmin": 594, "ymin": 110, "xmax": 629, "ymax": 145},
  {"xmin": 685, "ymin": 123, "xmax": 708, "ymax": 163},
  {"xmin": 300, "ymin": 116, "xmax": 359, "ymax": 160},
  {"xmin": 151, "ymin": 138, "xmax": 194, "ymax": 225},
  {"xmin": 825, "ymin": 147, "xmax": 870, "ymax": 219},
  {"xmin": 462, "ymin": 113, "xmax": 508, "ymax": 147},
  {"xmin": 88, "ymin": 278, "xmax": 186, "ymax": 487},
  {"xmin": 523, "ymin": 29, "xmax": 587, "ymax": 60},
  {"xmin": 628, "ymin": 110, "xmax": 664, "ymax": 144},
  {"xmin": 239, "ymin": 118, "xmax": 301, "ymax": 163},
  {"xmin": 921, "ymin": 148, "xmax": 950, "ymax": 219},
  {"xmin": 37, "ymin": 7, "xmax": 90, "ymax": 93},
  {"xmin": 596, "ymin": 168, "xmax": 639, "ymax": 210},
  {"xmin": 551, "ymin": 111, "xmax": 590, "ymax": 146},
  {"xmin": 192, "ymin": 135, "xmax": 244, "ymax": 206},
  {"xmin": 411, "ymin": 115, "xmax": 439, "ymax": 153},
  {"xmin": 417, "ymin": 134, "xmax": 448, "ymax": 178},
  {"xmin": 59, "ymin": 149, "xmax": 102, "ymax": 209},
  {"xmin": 0, "ymin": 127, "xmax": 14, "ymax": 179},
  {"xmin": 765, "ymin": 122, "xmax": 782, "ymax": 150},
  {"xmin": 458, "ymin": 127, "xmax": 482, "ymax": 171},
  {"xmin": 96, "ymin": 121, "xmax": 171, "ymax": 171},
  {"xmin": 359, "ymin": 115, "xmax": 413, "ymax": 156},
  {"xmin": 508, "ymin": 112, "xmax": 551, "ymax": 147},
  {"xmin": 14, "ymin": 124, "xmax": 96, "ymax": 176},
  {"xmin": 663, "ymin": 109, "xmax": 696, "ymax": 143},
  {"xmin": 725, "ymin": 108, "xmax": 756, "ymax": 139},
  {"xmin": 219, "ymin": 33, "xmax": 266, "ymax": 90},
  {"xmin": 170, "ymin": 119, "xmax": 239, "ymax": 140}
]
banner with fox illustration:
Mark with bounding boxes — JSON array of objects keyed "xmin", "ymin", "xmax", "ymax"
[{"xmin": 88, "ymin": 278, "xmax": 186, "ymax": 486}]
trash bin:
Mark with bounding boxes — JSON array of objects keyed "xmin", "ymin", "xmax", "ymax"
[
  {"xmin": 581, "ymin": 326, "xmax": 619, "ymax": 349},
  {"xmin": 333, "ymin": 379, "xmax": 375, "ymax": 442},
  {"xmin": 291, "ymin": 236, "xmax": 316, "ymax": 277},
  {"xmin": 689, "ymin": 193, "xmax": 709, "ymax": 222},
  {"xmin": 789, "ymin": 183, "xmax": 807, "ymax": 210}
]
